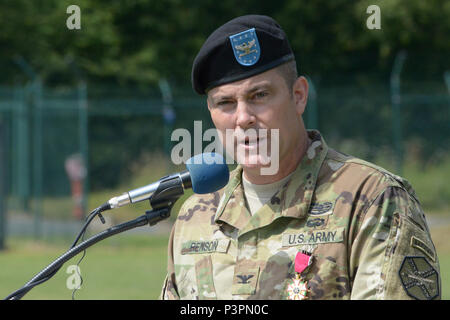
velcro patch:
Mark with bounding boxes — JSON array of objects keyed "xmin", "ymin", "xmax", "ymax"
[
  {"xmin": 399, "ymin": 256, "xmax": 439, "ymax": 300},
  {"xmin": 282, "ymin": 227, "xmax": 345, "ymax": 247},
  {"xmin": 181, "ymin": 239, "xmax": 230, "ymax": 255}
]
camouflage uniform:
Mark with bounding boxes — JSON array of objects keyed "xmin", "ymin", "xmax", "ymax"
[{"xmin": 160, "ymin": 130, "xmax": 441, "ymax": 300}]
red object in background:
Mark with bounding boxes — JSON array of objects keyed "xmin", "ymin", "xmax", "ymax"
[{"xmin": 65, "ymin": 154, "xmax": 86, "ymax": 220}]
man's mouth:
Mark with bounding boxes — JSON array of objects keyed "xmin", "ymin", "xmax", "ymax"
[
  {"xmin": 233, "ymin": 128, "xmax": 268, "ymax": 149},
  {"xmin": 240, "ymin": 136, "xmax": 267, "ymax": 148},
  {"xmin": 244, "ymin": 137, "xmax": 259, "ymax": 145},
  {"xmin": 241, "ymin": 136, "xmax": 263, "ymax": 145}
]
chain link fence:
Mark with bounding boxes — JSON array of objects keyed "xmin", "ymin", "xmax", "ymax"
[{"xmin": 0, "ymin": 56, "xmax": 449, "ymax": 244}]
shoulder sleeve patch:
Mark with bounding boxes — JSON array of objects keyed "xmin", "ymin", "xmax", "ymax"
[{"xmin": 398, "ymin": 256, "xmax": 440, "ymax": 300}]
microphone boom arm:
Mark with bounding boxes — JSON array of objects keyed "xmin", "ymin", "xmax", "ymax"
[{"xmin": 5, "ymin": 203, "xmax": 176, "ymax": 300}]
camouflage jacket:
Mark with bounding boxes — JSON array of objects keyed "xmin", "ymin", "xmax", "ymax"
[{"xmin": 160, "ymin": 130, "xmax": 441, "ymax": 300}]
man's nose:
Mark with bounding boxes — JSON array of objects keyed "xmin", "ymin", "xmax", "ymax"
[{"xmin": 235, "ymin": 100, "xmax": 256, "ymax": 129}]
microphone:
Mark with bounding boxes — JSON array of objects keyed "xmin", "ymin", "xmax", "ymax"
[{"xmin": 104, "ymin": 152, "xmax": 229, "ymax": 211}]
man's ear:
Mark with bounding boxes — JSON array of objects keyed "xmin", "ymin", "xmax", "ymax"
[{"xmin": 293, "ymin": 76, "xmax": 309, "ymax": 116}]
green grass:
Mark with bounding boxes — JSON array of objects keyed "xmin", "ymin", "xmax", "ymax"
[
  {"xmin": 0, "ymin": 234, "xmax": 169, "ymax": 300},
  {"xmin": 439, "ymin": 254, "xmax": 450, "ymax": 299},
  {"xmin": 429, "ymin": 224, "xmax": 450, "ymax": 299},
  {"xmin": 402, "ymin": 159, "xmax": 450, "ymax": 213}
]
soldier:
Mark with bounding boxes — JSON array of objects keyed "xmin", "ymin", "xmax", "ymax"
[{"xmin": 160, "ymin": 15, "xmax": 440, "ymax": 300}]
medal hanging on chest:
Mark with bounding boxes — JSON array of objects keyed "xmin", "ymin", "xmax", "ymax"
[{"xmin": 286, "ymin": 251, "xmax": 312, "ymax": 300}]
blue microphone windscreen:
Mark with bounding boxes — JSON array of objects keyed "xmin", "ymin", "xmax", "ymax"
[{"xmin": 185, "ymin": 153, "xmax": 229, "ymax": 194}]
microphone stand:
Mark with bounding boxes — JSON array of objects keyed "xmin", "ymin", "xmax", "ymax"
[{"xmin": 5, "ymin": 181, "xmax": 184, "ymax": 300}]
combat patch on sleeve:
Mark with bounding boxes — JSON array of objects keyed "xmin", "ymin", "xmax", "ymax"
[{"xmin": 399, "ymin": 256, "xmax": 439, "ymax": 300}]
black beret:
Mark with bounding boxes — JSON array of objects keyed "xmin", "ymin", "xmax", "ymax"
[{"xmin": 192, "ymin": 15, "xmax": 295, "ymax": 95}]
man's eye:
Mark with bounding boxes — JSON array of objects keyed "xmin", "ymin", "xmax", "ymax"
[
  {"xmin": 217, "ymin": 100, "xmax": 232, "ymax": 106},
  {"xmin": 254, "ymin": 91, "xmax": 268, "ymax": 99}
]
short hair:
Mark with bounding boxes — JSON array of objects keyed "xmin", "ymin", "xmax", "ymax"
[{"xmin": 276, "ymin": 60, "xmax": 298, "ymax": 93}]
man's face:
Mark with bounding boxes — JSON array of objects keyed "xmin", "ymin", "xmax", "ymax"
[{"xmin": 207, "ymin": 67, "xmax": 308, "ymax": 177}]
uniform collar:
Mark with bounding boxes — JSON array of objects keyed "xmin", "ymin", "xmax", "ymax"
[{"xmin": 214, "ymin": 130, "xmax": 329, "ymax": 232}]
